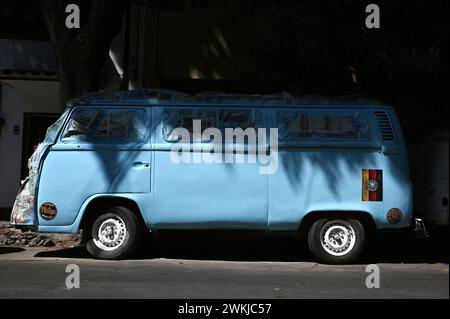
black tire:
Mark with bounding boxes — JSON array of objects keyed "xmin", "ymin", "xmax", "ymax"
[
  {"xmin": 86, "ymin": 206, "xmax": 142, "ymax": 260},
  {"xmin": 308, "ymin": 218, "xmax": 365, "ymax": 264}
]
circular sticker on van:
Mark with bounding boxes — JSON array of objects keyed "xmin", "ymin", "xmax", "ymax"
[{"xmin": 39, "ymin": 202, "xmax": 57, "ymax": 220}]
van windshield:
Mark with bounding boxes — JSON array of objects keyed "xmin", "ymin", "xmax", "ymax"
[{"xmin": 61, "ymin": 107, "xmax": 147, "ymax": 144}]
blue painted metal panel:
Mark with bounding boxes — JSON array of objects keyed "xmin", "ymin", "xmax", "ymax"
[
  {"xmin": 38, "ymin": 193, "xmax": 153, "ymax": 233},
  {"xmin": 37, "ymin": 148, "xmax": 151, "ymax": 226},
  {"xmin": 267, "ymin": 150, "xmax": 412, "ymax": 230},
  {"xmin": 152, "ymin": 150, "xmax": 268, "ymax": 229}
]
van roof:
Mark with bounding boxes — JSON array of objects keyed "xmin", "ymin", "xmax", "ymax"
[{"xmin": 67, "ymin": 88, "xmax": 392, "ymax": 109}]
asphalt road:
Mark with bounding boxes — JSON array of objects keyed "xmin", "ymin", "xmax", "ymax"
[{"xmin": 0, "ymin": 232, "xmax": 448, "ymax": 299}]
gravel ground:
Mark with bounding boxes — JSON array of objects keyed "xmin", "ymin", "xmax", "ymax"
[{"xmin": 0, "ymin": 221, "xmax": 80, "ymax": 248}]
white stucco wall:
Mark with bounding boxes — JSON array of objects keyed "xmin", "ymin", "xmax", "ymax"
[{"xmin": 0, "ymin": 80, "xmax": 60, "ymax": 208}]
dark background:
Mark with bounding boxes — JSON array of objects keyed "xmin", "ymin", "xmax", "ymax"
[{"xmin": 0, "ymin": 0, "xmax": 448, "ymax": 141}]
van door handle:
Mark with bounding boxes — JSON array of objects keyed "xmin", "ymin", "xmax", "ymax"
[{"xmin": 132, "ymin": 162, "xmax": 150, "ymax": 168}]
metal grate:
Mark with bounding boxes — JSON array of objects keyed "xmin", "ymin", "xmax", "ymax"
[{"xmin": 374, "ymin": 111, "xmax": 395, "ymax": 141}]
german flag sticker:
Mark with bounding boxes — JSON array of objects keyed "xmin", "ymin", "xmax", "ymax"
[{"xmin": 362, "ymin": 169, "xmax": 383, "ymax": 201}]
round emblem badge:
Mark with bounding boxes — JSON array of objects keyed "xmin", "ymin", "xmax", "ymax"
[
  {"xmin": 366, "ymin": 179, "xmax": 379, "ymax": 192},
  {"xmin": 39, "ymin": 202, "xmax": 57, "ymax": 220}
]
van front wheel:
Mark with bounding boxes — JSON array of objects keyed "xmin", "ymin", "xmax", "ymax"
[
  {"xmin": 86, "ymin": 206, "xmax": 141, "ymax": 260},
  {"xmin": 308, "ymin": 218, "xmax": 365, "ymax": 264}
]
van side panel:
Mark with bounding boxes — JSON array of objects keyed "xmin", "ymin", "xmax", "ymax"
[
  {"xmin": 153, "ymin": 150, "xmax": 268, "ymax": 229},
  {"xmin": 268, "ymin": 150, "xmax": 413, "ymax": 230},
  {"xmin": 37, "ymin": 146, "xmax": 151, "ymax": 227}
]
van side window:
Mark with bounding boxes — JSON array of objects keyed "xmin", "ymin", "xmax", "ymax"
[
  {"xmin": 218, "ymin": 109, "xmax": 262, "ymax": 131},
  {"xmin": 218, "ymin": 109, "xmax": 264, "ymax": 145},
  {"xmin": 276, "ymin": 110, "xmax": 370, "ymax": 142},
  {"xmin": 161, "ymin": 108, "xmax": 263, "ymax": 143},
  {"xmin": 62, "ymin": 107, "xmax": 147, "ymax": 144},
  {"xmin": 162, "ymin": 108, "xmax": 217, "ymax": 142}
]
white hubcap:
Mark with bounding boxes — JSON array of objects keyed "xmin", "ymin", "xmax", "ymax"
[
  {"xmin": 93, "ymin": 216, "xmax": 127, "ymax": 251},
  {"xmin": 320, "ymin": 220, "xmax": 356, "ymax": 256}
]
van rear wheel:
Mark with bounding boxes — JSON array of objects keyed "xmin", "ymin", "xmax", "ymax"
[
  {"xmin": 308, "ymin": 218, "xmax": 365, "ymax": 264},
  {"xmin": 86, "ymin": 206, "xmax": 141, "ymax": 260}
]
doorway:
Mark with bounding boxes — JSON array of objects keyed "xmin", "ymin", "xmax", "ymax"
[{"xmin": 21, "ymin": 112, "xmax": 60, "ymax": 179}]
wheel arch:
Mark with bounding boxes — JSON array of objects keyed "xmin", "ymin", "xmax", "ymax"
[
  {"xmin": 298, "ymin": 210, "xmax": 377, "ymax": 237},
  {"xmin": 79, "ymin": 196, "xmax": 146, "ymax": 231}
]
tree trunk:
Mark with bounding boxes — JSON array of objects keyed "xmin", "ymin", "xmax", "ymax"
[{"xmin": 41, "ymin": 0, "xmax": 129, "ymax": 108}]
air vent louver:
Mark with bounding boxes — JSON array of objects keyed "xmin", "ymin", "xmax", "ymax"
[{"xmin": 374, "ymin": 111, "xmax": 395, "ymax": 141}]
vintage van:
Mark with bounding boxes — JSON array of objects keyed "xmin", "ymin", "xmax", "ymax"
[{"xmin": 10, "ymin": 89, "xmax": 417, "ymax": 263}]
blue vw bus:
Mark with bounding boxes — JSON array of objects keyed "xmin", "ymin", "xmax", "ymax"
[{"xmin": 10, "ymin": 89, "xmax": 415, "ymax": 263}]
